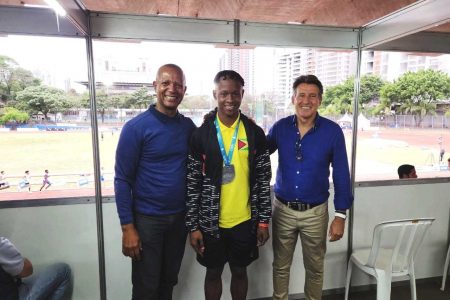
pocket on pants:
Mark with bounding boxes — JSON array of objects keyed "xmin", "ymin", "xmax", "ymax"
[{"xmin": 312, "ymin": 202, "xmax": 328, "ymax": 217}]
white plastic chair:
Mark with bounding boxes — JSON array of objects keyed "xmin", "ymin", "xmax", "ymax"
[
  {"xmin": 345, "ymin": 218, "xmax": 435, "ymax": 300},
  {"xmin": 441, "ymin": 243, "xmax": 450, "ymax": 291}
]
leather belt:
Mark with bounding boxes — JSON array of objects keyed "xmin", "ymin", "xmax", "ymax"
[{"xmin": 276, "ymin": 196, "xmax": 320, "ymax": 212}]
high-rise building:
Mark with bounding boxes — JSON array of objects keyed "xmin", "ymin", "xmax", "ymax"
[
  {"xmin": 362, "ymin": 50, "xmax": 450, "ymax": 81},
  {"xmin": 275, "ymin": 49, "xmax": 307, "ymax": 109},
  {"xmin": 313, "ymin": 50, "xmax": 355, "ymax": 87},
  {"xmin": 275, "ymin": 49, "xmax": 355, "ymax": 108},
  {"xmin": 219, "ymin": 48, "xmax": 255, "ymax": 95}
]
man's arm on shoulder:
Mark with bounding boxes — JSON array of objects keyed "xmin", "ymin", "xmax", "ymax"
[
  {"xmin": 185, "ymin": 130, "xmax": 204, "ymax": 233},
  {"xmin": 255, "ymin": 128, "xmax": 272, "ymax": 228},
  {"xmin": 266, "ymin": 122, "xmax": 278, "ymax": 155}
]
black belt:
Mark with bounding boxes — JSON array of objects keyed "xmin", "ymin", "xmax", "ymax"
[{"xmin": 276, "ymin": 196, "xmax": 321, "ymax": 212}]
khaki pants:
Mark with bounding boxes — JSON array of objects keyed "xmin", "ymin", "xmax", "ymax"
[{"xmin": 272, "ymin": 198, "xmax": 328, "ymax": 300}]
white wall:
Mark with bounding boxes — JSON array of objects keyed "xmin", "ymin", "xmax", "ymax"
[
  {"xmin": 350, "ymin": 182, "xmax": 450, "ymax": 287},
  {"xmin": 0, "ymin": 205, "xmax": 100, "ymax": 300},
  {"xmin": 1, "ymin": 181, "xmax": 449, "ymax": 299},
  {"xmin": 102, "ymin": 200, "xmax": 348, "ymax": 300}
]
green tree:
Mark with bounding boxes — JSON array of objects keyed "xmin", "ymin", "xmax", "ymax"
[
  {"xmin": 81, "ymin": 90, "xmax": 132, "ymax": 123},
  {"xmin": 110, "ymin": 94, "xmax": 130, "ymax": 108},
  {"xmin": 0, "ymin": 55, "xmax": 40, "ymax": 105},
  {"xmin": 378, "ymin": 69, "xmax": 450, "ymax": 126},
  {"xmin": 322, "ymin": 82, "xmax": 353, "ymax": 114},
  {"xmin": 81, "ymin": 90, "xmax": 110, "ymax": 123},
  {"xmin": 15, "ymin": 85, "xmax": 65, "ymax": 120},
  {"xmin": 63, "ymin": 89, "xmax": 83, "ymax": 110},
  {"xmin": 179, "ymin": 95, "xmax": 211, "ymax": 110},
  {"xmin": 0, "ymin": 107, "xmax": 29, "ymax": 124},
  {"xmin": 125, "ymin": 87, "xmax": 154, "ymax": 109},
  {"xmin": 321, "ymin": 75, "xmax": 386, "ymax": 115}
]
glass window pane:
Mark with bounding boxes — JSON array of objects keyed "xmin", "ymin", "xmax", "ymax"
[
  {"xmin": 0, "ymin": 35, "xmax": 95, "ymax": 199},
  {"xmin": 355, "ymin": 50, "xmax": 450, "ymax": 181},
  {"xmin": 94, "ymin": 40, "xmax": 357, "ymax": 298},
  {"xmin": 0, "ymin": 34, "xmax": 100, "ymax": 299}
]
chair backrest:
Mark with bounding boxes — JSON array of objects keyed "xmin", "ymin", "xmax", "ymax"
[{"xmin": 366, "ymin": 218, "xmax": 435, "ymax": 272}]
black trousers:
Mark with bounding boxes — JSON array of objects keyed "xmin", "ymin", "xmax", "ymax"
[{"xmin": 132, "ymin": 212, "xmax": 187, "ymax": 300}]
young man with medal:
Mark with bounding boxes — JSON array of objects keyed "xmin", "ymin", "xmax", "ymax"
[{"xmin": 186, "ymin": 70, "xmax": 272, "ymax": 300}]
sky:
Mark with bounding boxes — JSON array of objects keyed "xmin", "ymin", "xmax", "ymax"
[
  {"xmin": 0, "ymin": 34, "xmax": 278, "ymax": 95},
  {"xmin": 3, "ymin": 34, "xmax": 450, "ymax": 98}
]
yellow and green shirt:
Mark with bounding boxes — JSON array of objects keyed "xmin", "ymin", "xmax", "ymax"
[{"xmin": 217, "ymin": 115, "xmax": 251, "ymax": 228}]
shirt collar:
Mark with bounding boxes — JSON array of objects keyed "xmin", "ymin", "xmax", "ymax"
[
  {"xmin": 149, "ymin": 104, "xmax": 180, "ymax": 122},
  {"xmin": 216, "ymin": 112, "xmax": 240, "ymax": 129},
  {"xmin": 291, "ymin": 112, "xmax": 322, "ymax": 131}
]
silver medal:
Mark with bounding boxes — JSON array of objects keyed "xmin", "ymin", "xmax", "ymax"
[{"xmin": 222, "ymin": 164, "xmax": 235, "ymax": 185}]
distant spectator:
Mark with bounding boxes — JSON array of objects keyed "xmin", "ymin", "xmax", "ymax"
[
  {"xmin": 0, "ymin": 171, "xmax": 9, "ymax": 190},
  {"xmin": 77, "ymin": 174, "xmax": 89, "ymax": 187},
  {"xmin": 448, "ymin": 158, "xmax": 450, "ymax": 169},
  {"xmin": 398, "ymin": 164, "xmax": 418, "ymax": 179},
  {"xmin": 39, "ymin": 170, "xmax": 51, "ymax": 191},
  {"xmin": 19, "ymin": 171, "xmax": 31, "ymax": 193},
  {"xmin": 0, "ymin": 237, "xmax": 72, "ymax": 299},
  {"xmin": 440, "ymin": 148, "xmax": 445, "ymax": 162}
]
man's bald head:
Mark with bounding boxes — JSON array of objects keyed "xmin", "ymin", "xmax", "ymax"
[
  {"xmin": 156, "ymin": 64, "xmax": 185, "ymax": 85},
  {"xmin": 153, "ymin": 64, "xmax": 187, "ymax": 117}
]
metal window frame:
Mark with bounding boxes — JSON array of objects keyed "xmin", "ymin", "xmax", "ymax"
[{"xmin": 1, "ymin": 1, "xmax": 450, "ymax": 299}]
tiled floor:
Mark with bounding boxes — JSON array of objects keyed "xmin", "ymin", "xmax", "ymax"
[
  {"xmin": 253, "ymin": 278, "xmax": 450, "ymax": 300},
  {"xmin": 321, "ymin": 278, "xmax": 450, "ymax": 300}
]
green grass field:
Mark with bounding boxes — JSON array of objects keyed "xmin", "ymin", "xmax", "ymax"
[
  {"xmin": 1, "ymin": 127, "xmax": 449, "ymax": 187},
  {"xmin": 0, "ymin": 130, "xmax": 119, "ymax": 182}
]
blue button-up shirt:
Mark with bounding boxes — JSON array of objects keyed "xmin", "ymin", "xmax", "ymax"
[{"xmin": 267, "ymin": 113, "xmax": 353, "ymax": 210}]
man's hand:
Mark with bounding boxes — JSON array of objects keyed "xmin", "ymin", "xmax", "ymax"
[
  {"xmin": 256, "ymin": 227, "xmax": 269, "ymax": 247},
  {"xmin": 121, "ymin": 224, "xmax": 142, "ymax": 260},
  {"xmin": 189, "ymin": 230, "xmax": 205, "ymax": 256},
  {"xmin": 328, "ymin": 217, "xmax": 345, "ymax": 242}
]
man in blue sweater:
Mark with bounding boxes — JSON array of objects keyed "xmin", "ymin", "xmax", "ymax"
[
  {"xmin": 267, "ymin": 75, "xmax": 353, "ymax": 300},
  {"xmin": 114, "ymin": 64, "xmax": 196, "ymax": 300}
]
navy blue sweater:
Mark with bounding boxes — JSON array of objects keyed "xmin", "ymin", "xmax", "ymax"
[{"xmin": 114, "ymin": 105, "xmax": 196, "ymax": 225}]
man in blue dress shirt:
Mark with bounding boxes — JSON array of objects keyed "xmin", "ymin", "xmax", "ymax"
[{"xmin": 267, "ymin": 75, "xmax": 353, "ymax": 300}]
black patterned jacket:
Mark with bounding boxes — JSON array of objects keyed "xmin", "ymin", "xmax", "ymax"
[{"xmin": 185, "ymin": 110, "xmax": 272, "ymax": 238}]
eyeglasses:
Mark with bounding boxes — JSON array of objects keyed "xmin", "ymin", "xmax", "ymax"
[{"xmin": 295, "ymin": 138, "xmax": 303, "ymax": 161}]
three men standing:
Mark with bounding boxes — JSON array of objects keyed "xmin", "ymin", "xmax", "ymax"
[
  {"xmin": 268, "ymin": 75, "xmax": 353, "ymax": 300},
  {"xmin": 114, "ymin": 64, "xmax": 196, "ymax": 300},
  {"xmin": 115, "ymin": 69, "xmax": 352, "ymax": 300}
]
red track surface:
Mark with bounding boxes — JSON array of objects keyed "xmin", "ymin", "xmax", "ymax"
[
  {"xmin": 2, "ymin": 128, "xmax": 449, "ymax": 202},
  {"xmin": 355, "ymin": 128, "xmax": 450, "ymax": 148},
  {"xmin": 0, "ymin": 187, "xmax": 115, "ymax": 201}
]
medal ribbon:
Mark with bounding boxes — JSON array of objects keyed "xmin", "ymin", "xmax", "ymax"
[{"xmin": 214, "ymin": 115, "xmax": 240, "ymax": 166}]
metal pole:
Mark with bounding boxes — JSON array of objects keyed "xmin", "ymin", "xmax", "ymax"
[
  {"xmin": 234, "ymin": 19, "xmax": 240, "ymax": 46},
  {"xmin": 348, "ymin": 28, "xmax": 363, "ymax": 261},
  {"xmin": 85, "ymin": 13, "xmax": 107, "ymax": 300}
]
